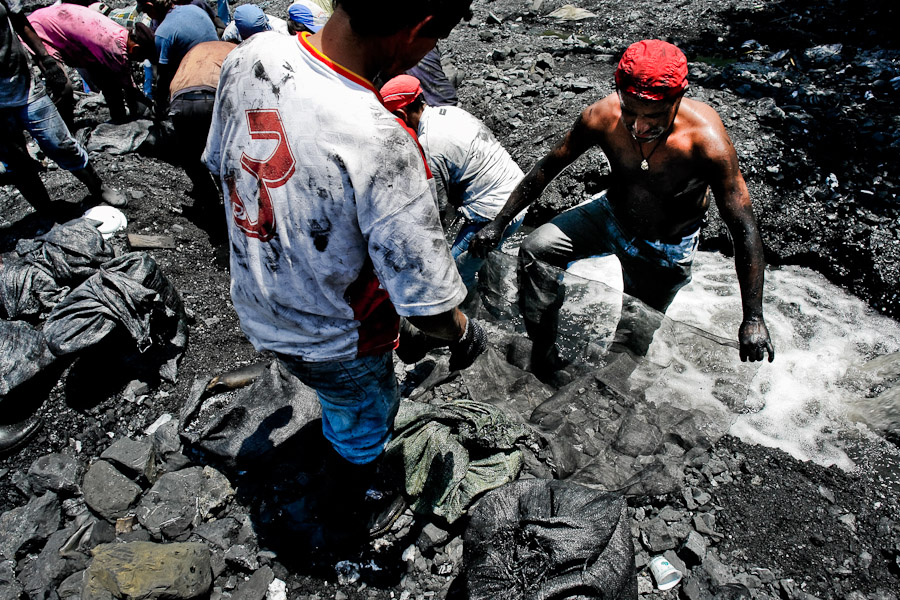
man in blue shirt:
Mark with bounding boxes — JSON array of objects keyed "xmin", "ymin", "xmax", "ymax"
[{"xmin": 140, "ymin": 0, "xmax": 217, "ymax": 114}]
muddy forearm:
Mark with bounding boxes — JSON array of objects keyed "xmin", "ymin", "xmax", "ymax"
[
  {"xmin": 493, "ymin": 157, "xmax": 560, "ymax": 226},
  {"xmin": 731, "ymin": 218, "xmax": 766, "ymax": 321}
]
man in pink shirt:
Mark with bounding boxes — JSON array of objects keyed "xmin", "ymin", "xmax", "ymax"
[{"xmin": 27, "ymin": 2, "xmax": 156, "ymax": 123}]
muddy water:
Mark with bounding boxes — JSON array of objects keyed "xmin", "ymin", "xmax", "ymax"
[{"xmin": 566, "ymin": 251, "xmax": 900, "ymax": 470}]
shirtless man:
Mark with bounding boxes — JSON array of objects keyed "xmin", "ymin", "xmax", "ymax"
[{"xmin": 469, "ymin": 39, "xmax": 774, "ymax": 374}]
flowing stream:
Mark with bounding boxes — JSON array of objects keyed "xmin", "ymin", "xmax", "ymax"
[{"xmin": 566, "ymin": 251, "xmax": 900, "ymax": 470}]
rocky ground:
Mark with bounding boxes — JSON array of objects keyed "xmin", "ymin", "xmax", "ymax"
[{"xmin": 1, "ymin": 0, "xmax": 900, "ymax": 599}]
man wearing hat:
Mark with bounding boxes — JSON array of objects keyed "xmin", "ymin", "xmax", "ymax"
[
  {"xmin": 380, "ymin": 74, "xmax": 526, "ymax": 294},
  {"xmin": 469, "ymin": 39, "xmax": 774, "ymax": 376},
  {"xmin": 285, "ymin": 2, "xmax": 324, "ymax": 34},
  {"xmin": 222, "ymin": 4, "xmax": 289, "ymax": 42}
]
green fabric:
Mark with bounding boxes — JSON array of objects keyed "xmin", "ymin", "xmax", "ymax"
[{"xmin": 386, "ymin": 398, "xmax": 530, "ymax": 523}]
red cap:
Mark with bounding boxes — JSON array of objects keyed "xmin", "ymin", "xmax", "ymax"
[
  {"xmin": 615, "ymin": 40, "xmax": 688, "ymax": 101},
  {"xmin": 380, "ymin": 75, "xmax": 424, "ymax": 113}
]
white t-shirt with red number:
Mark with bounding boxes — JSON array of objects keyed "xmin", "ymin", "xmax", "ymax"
[{"xmin": 203, "ymin": 31, "xmax": 466, "ymax": 362}]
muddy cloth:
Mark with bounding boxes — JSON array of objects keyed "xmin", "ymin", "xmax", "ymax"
[
  {"xmin": 463, "ymin": 479, "xmax": 636, "ymax": 600},
  {"xmin": 85, "ymin": 119, "xmax": 153, "ymax": 154},
  {"xmin": 42, "ymin": 252, "xmax": 187, "ymax": 381},
  {"xmin": 180, "ymin": 360, "xmax": 323, "ymax": 466},
  {"xmin": 0, "ymin": 219, "xmax": 115, "ymax": 319},
  {"xmin": 0, "ymin": 320, "xmax": 56, "ymax": 397},
  {"xmin": 384, "ymin": 398, "xmax": 530, "ymax": 524}
]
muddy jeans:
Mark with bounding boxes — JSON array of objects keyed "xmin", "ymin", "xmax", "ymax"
[
  {"xmin": 519, "ymin": 191, "xmax": 699, "ymax": 355},
  {"xmin": 277, "ymin": 352, "xmax": 400, "ymax": 465},
  {"xmin": 0, "ymin": 88, "xmax": 88, "ymax": 173}
]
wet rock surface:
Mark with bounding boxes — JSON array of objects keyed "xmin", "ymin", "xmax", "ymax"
[{"xmin": 1, "ymin": 0, "xmax": 899, "ymax": 599}]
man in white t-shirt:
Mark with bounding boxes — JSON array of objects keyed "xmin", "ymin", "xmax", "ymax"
[
  {"xmin": 203, "ymin": 0, "xmax": 478, "ymax": 538},
  {"xmin": 381, "ymin": 74, "xmax": 526, "ymax": 292}
]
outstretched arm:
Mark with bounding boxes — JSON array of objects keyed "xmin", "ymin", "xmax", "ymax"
[
  {"xmin": 468, "ymin": 105, "xmax": 602, "ymax": 258},
  {"xmin": 708, "ymin": 128, "xmax": 774, "ymax": 363}
]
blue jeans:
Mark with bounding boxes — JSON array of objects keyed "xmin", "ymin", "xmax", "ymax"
[
  {"xmin": 0, "ymin": 90, "xmax": 88, "ymax": 172},
  {"xmin": 217, "ymin": 0, "xmax": 231, "ymax": 25},
  {"xmin": 518, "ymin": 192, "xmax": 699, "ymax": 357},
  {"xmin": 452, "ymin": 213, "xmax": 524, "ymax": 291},
  {"xmin": 278, "ymin": 352, "xmax": 399, "ymax": 465}
]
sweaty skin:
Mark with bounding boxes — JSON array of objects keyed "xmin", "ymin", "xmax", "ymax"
[{"xmin": 470, "ymin": 91, "xmax": 775, "ymax": 363}]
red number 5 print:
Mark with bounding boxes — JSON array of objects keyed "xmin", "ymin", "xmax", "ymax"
[{"xmin": 227, "ymin": 109, "xmax": 296, "ymax": 241}]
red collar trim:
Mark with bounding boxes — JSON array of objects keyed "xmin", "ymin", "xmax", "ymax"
[{"xmin": 297, "ymin": 31, "xmax": 383, "ymax": 103}]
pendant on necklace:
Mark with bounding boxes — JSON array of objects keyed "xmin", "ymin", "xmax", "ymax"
[{"xmin": 640, "ymin": 159, "xmax": 649, "ymax": 171}]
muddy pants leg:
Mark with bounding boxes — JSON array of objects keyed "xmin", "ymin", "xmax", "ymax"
[
  {"xmin": 0, "ymin": 106, "xmax": 61, "ymax": 216},
  {"xmin": 518, "ymin": 195, "xmax": 616, "ymax": 365},
  {"xmin": 613, "ymin": 235, "xmax": 697, "ymax": 357},
  {"xmin": 170, "ymin": 91, "xmax": 219, "ymax": 204}
]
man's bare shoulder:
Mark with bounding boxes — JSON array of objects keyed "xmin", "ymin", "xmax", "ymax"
[
  {"xmin": 677, "ymin": 98, "xmax": 735, "ymax": 159},
  {"xmin": 579, "ymin": 93, "xmax": 620, "ymax": 130}
]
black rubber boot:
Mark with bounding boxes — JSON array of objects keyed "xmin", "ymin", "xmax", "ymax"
[
  {"xmin": 319, "ymin": 450, "xmax": 408, "ymax": 538},
  {"xmin": 0, "ymin": 415, "xmax": 42, "ymax": 455}
]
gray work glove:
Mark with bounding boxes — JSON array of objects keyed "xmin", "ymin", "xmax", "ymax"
[{"xmin": 448, "ymin": 317, "xmax": 487, "ymax": 371}]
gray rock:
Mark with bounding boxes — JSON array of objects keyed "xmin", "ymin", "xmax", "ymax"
[
  {"xmin": 231, "ymin": 566, "xmax": 274, "ymax": 600},
  {"xmin": 224, "ymin": 544, "xmax": 259, "ymax": 572},
  {"xmin": 681, "ymin": 577, "xmax": 706, "ymax": 600},
  {"xmin": 712, "ymin": 583, "xmax": 752, "ymax": 599},
  {"xmin": 613, "ymin": 412, "xmax": 662, "ymax": 457},
  {"xmin": 28, "ymin": 453, "xmax": 82, "ymax": 496},
  {"xmin": 640, "ymin": 517, "xmax": 677, "ymax": 553},
  {"xmin": 703, "ymin": 552, "xmax": 737, "ymax": 587},
  {"xmin": 0, "ymin": 559, "xmax": 24, "ymax": 600},
  {"xmin": 694, "ymin": 513, "xmax": 721, "ymax": 538},
  {"xmin": 417, "ymin": 523, "xmax": 450, "ymax": 554},
  {"xmin": 19, "ymin": 527, "xmax": 89, "ymax": 600},
  {"xmin": 751, "ymin": 567, "xmax": 775, "ymax": 583},
  {"xmin": 136, "ymin": 466, "xmax": 233, "ymax": 539},
  {"xmin": 57, "ymin": 570, "xmax": 85, "ymax": 599},
  {"xmin": 82, "ymin": 460, "xmax": 143, "ymax": 522},
  {"xmin": 658, "ymin": 506, "xmax": 688, "ymax": 523},
  {"xmin": 536, "ymin": 52, "xmax": 554, "ymax": 70},
  {"xmin": 192, "ymin": 518, "xmax": 241, "ymax": 550},
  {"xmin": 87, "ymin": 519, "xmax": 115, "ymax": 550},
  {"xmin": 150, "ymin": 418, "xmax": 182, "ymax": 456},
  {"xmin": 100, "ymin": 437, "xmax": 156, "ymax": 481},
  {"xmin": 0, "ymin": 492, "xmax": 61, "ymax": 559},
  {"xmin": 679, "ymin": 530, "xmax": 708, "ymax": 565},
  {"xmin": 82, "ymin": 541, "xmax": 211, "ymax": 600}
]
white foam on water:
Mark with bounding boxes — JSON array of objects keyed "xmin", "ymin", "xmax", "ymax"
[{"xmin": 564, "ymin": 251, "xmax": 900, "ymax": 469}]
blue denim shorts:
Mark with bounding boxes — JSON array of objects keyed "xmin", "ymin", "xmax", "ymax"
[{"xmin": 277, "ymin": 352, "xmax": 400, "ymax": 465}]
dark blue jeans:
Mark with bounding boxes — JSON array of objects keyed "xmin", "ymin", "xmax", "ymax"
[{"xmin": 278, "ymin": 352, "xmax": 400, "ymax": 465}]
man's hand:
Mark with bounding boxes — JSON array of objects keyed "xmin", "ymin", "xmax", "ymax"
[
  {"xmin": 469, "ymin": 220, "xmax": 505, "ymax": 259},
  {"xmin": 448, "ymin": 317, "xmax": 487, "ymax": 371},
  {"xmin": 39, "ymin": 56, "xmax": 72, "ymax": 105},
  {"xmin": 739, "ymin": 317, "xmax": 774, "ymax": 362}
]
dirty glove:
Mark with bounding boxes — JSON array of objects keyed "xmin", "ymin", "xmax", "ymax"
[
  {"xmin": 38, "ymin": 56, "xmax": 71, "ymax": 105},
  {"xmin": 739, "ymin": 317, "xmax": 775, "ymax": 363},
  {"xmin": 448, "ymin": 317, "xmax": 487, "ymax": 371},
  {"xmin": 396, "ymin": 318, "xmax": 446, "ymax": 364},
  {"xmin": 468, "ymin": 220, "xmax": 505, "ymax": 259}
]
